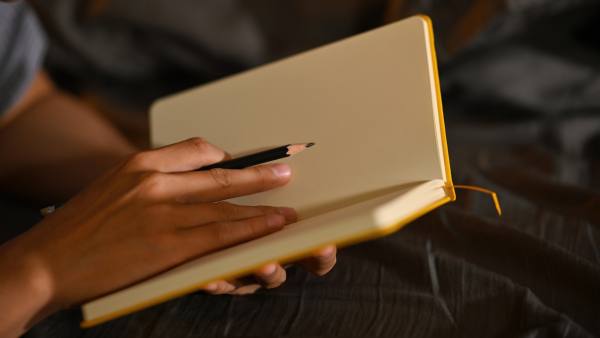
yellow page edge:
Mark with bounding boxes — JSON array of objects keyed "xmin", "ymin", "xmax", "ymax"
[
  {"xmin": 80, "ymin": 195, "xmax": 452, "ymax": 328},
  {"xmin": 419, "ymin": 15, "xmax": 456, "ymax": 201}
]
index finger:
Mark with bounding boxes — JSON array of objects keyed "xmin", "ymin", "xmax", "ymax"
[{"xmin": 172, "ymin": 163, "xmax": 292, "ymax": 203}]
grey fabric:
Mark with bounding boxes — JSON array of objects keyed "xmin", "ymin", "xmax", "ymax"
[
  {"xmin": 31, "ymin": 0, "xmax": 387, "ymax": 109},
  {"xmin": 441, "ymin": 0, "xmax": 600, "ymax": 117},
  {"xmin": 32, "ymin": 0, "xmax": 268, "ymax": 108},
  {"xmin": 0, "ymin": 2, "xmax": 46, "ymax": 114}
]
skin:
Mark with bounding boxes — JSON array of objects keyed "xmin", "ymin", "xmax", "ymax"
[
  {"xmin": 0, "ymin": 137, "xmax": 338, "ymax": 336},
  {"xmin": 0, "ymin": 34, "xmax": 337, "ymax": 337},
  {"xmin": 0, "ymin": 72, "xmax": 137, "ymax": 203}
]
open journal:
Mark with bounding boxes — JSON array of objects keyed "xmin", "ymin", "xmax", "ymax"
[{"xmin": 81, "ymin": 15, "xmax": 458, "ymax": 327}]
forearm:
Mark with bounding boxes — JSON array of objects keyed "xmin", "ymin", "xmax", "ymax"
[
  {"xmin": 0, "ymin": 76, "xmax": 137, "ymax": 204},
  {"xmin": 0, "ymin": 234, "xmax": 54, "ymax": 338}
]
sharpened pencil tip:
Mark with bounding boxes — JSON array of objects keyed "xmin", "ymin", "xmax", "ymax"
[{"xmin": 287, "ymin": 143, "xmax": 316, "ymax": 155}]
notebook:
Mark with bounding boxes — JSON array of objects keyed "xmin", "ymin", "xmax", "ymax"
[{"xmin": 81, "ymin": 15, "xmax": 457, "ymax": 327}]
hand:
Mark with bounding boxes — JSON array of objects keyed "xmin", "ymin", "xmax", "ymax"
[
  {"xmin": 0, "ymin": 137, "xmax": 297, "ymax": 335},
  {"xmin": 202, "ymin": 245, "xmax": 337, "ymax": 295},
  {"xmin": 193, "ymin": 151, "xmax": 337, "ymax": 297}
]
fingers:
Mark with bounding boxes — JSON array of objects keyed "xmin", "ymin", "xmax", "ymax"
[
  {"xmin": 254, "ymin": 263, "xmax": 287, "ymax": 289},
  {"xmin": 229, "ymin": 283, "xmax": 263, "ymax": 295},
  {"xmin": 202, "ymin": 279, "xmax": 263, "ymax": 295},
  {"xmin": 166, "ymin": 202, "xmax": 297, "ymax": 228},
  {"xmin": 127, "ymin": 137, "xmax": 228, "ymax": 173},
  {"xmin": 122, "ymin": 138, "xmax": 291, "ymax": 202},
  {"xmin": 201, "ymin": 262, "xmax": 287, "ymax": 296},
  {"xmin": 171, "ymin": 163, "xmax": 292, "ymax": 203},
  {"xmin": 198, "ymin": 247, "xmax": 336, "ymax": 297},
  {"xmin": 202, "ymin": 280, "xmax": 237, "ymax": 294},
  {"xmin": 178, "ymin": 213, "xmax": 286, "ymax": 256},
  {"xmin": 299, "ymin": 246, "xmax": 337, "ymax": 276}
]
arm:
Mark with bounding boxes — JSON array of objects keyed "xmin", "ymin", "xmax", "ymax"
[
  {"xmin": 0, "ymin": 71, "xmax": 136, "ymax": 204},
  {"xmin": 0, "ymin": 234, "xmax": 55, "ymax": 336}
]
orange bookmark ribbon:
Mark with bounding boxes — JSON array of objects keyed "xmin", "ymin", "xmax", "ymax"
[{"xmin": 454, "ymin": 185, "xmax": 502, "ymax": 216}]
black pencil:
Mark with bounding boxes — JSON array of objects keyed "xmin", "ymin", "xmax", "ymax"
[{"xmin": 198, "ymin": 143, "xmax": 315, "ymax": 171}]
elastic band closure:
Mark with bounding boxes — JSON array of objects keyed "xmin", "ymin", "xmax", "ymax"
[{"xmin": 454, "ymin": 185, "xmax": 502, "ymax": 216}]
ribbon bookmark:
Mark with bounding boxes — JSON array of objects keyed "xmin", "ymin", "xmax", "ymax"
[{"xmin": 453, "ymin": 185, "xmax": 502, "ymax": 216}]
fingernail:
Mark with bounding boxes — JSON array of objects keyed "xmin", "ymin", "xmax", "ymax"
[
  {"xmin": 271, "ymin": 163, "xmax": 291, "ymax": 178},
  {"xmin": 267, "ymin": 214, "xmax": 285, "ymax": 228},
  {"xmin": 277, "ymin": 207, "xmax": 298, "ymax": 222},
  {"xmin": 261, "ymin": 264, "xmax": 277, "ymax": 276}
]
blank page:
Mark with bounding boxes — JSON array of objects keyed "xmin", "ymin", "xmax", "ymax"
[{"xmin": 151, "ymin": 16, "xmax": 446, "ymax": 217}]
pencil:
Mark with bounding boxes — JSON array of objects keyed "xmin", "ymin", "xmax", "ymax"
[{"xmin": 198, "ymin": 143, "xmax": 315, "ymax": 171}]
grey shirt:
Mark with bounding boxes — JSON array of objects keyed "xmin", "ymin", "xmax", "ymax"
[{"xmin": 0, "ymin": 2, "xmax": 46, "ymax": 114}]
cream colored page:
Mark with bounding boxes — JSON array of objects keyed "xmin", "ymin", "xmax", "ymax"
[
  {"xmin": 151, "ymin": 16, "xmax": 443, "ymax": 217},
  {"xmin": 83, "ymin": 180, "xmax": 445, "ymax": 320}
]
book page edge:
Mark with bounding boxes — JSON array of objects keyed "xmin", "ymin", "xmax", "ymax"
[
  {"xmin": 80, "ymin": 192, "xmax": 452, "ymax": 328},
  {"xmin": 419, "ymin": 15, "xmax": 456, "ymax": 200}
]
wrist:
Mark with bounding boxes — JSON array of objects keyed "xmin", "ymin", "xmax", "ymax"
[
  {"xmin": 0, "ymin": 232, "xmax": 57, "ymax": 333},
  {"xmin": 13, "ymin": 246, "xmax": 55, "ymax": 311}
]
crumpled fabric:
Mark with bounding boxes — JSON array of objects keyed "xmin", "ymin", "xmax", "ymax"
[
  {"xmin": 31, "ymin": 0, "xmax": 267, "ymax": 106},
  {"xmin": 31, "ymin": 0, "xmax": 388, "ymax": 108}
]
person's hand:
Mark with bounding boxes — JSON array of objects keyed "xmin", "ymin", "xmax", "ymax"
[
  {"xmin": 190, "ymin": 151, "xmax": 337, "ymax": 296},
  {"xmin": 201, "ymin": 245, "xmax": 337, "ymax": 295},
  {"xmin": 0, "ymin": 138, "xmax": 302, "ymax": 318}
]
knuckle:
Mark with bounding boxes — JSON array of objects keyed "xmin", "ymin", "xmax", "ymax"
[
  {"xmin": 189, "ymin": 137, "xmax": 227, "ymax": 163},
  {"xmin": 126, "ymin": 151, "xmax": 152, "ymax": 171},
  {"xmin": 188, "ymin": 137, "xmax": 210, "ymax": 152},
  {"xmin": 138, "ymin": 172, "xmax": 168, "ymax": 197},
  {"xmin": 188, "ymin": 137, "xmax": 225, "ymax": 160},
  {"xmin": 209, "ymin": 168, "xmax": 233, "ymax": 189}
]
